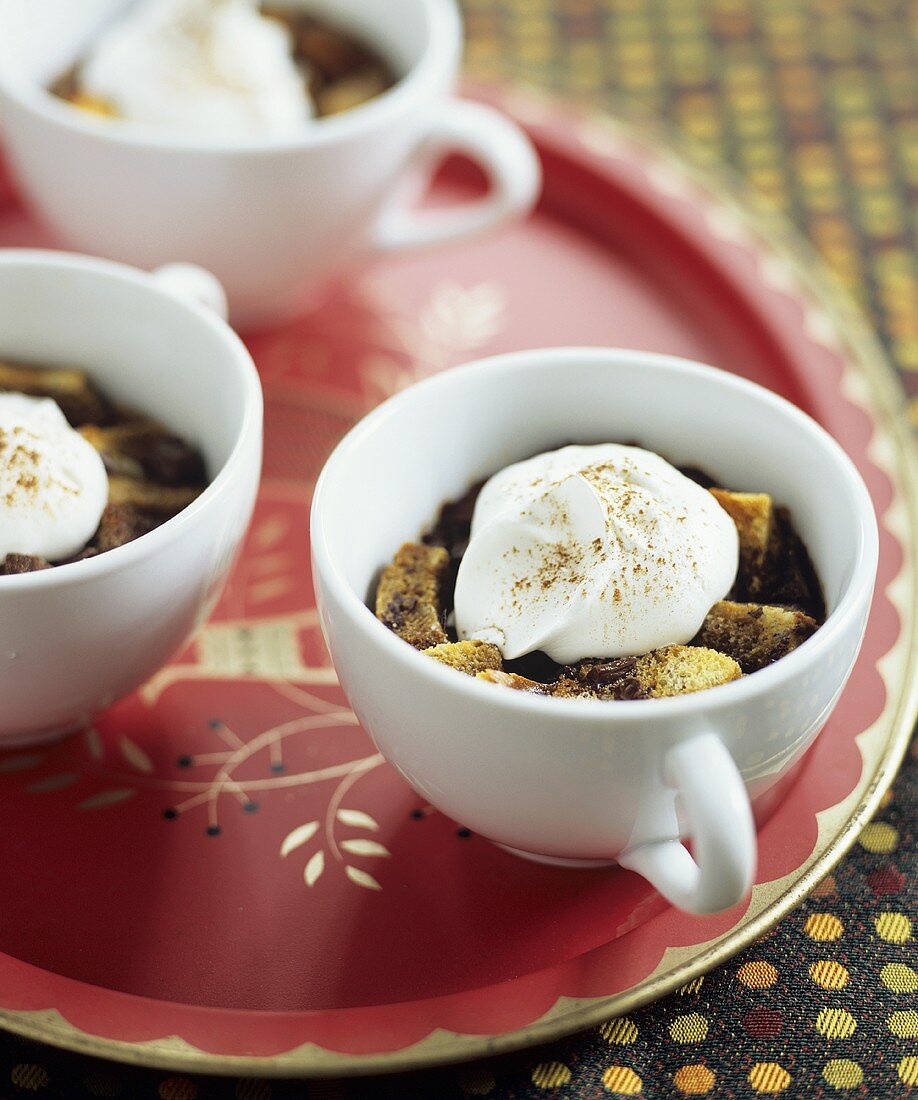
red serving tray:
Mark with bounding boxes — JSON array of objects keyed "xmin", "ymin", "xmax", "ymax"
[{"xmin": 0, "ymin": 89, "xmax": 912, "ymax": 1076}]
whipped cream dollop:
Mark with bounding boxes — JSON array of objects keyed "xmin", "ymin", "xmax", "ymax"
[
  {"xmin": 0, "ymin": 395, "xmax": 108, "ymax": 562},
  {"xmin": 80, "ymin": 0, "xmax": 313, "ymax": 137},
  {"xmin": 454, "ymin": 444, "xmax": 739, "ymax": 664}
]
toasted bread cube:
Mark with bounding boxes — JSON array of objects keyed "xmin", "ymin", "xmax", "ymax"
[
  {"xmin": 483, "ymin": 647, "xmax": 739, "ymax": 701},
  {"xmin": 476, "ymin": 669, "xmax": 548, "ymax": 693},
  {"xmin": 81, "ymin": 422, "xmax": 206, "ymax": 486},
  {"xmin": 550, "ymin": 675, "xmax": 605, "ymax": 699},
  {"xmin": 694, "ymin": 600, "xmax": 818, "ymax": 673},
  {"xmin": 545, "ymin": 666, "xmax": 644, "ymax": 700},
  {"xmin": 633, "ymin": 644, "xmax": 741, "ymax": 698},
  {"xmin": 0, "ymin": 553, "xmax": 51, "ymax": 574},
  {"xmin": 80, "ymin": 422, "xmax": 156, "ymax": 449},
  {"xmin": 67, "ymin": 92, "xmax": 118, "ymax": 118},
  {"xmin": 375, "ymin": 542, "xmax": 449, "ymax": 649},
  {"xmin": 710, "ymin": 488, "xmax": 775, "ymax": 596},
  {"xmin": 316, "ymin": 70, "xmax": 389, "ymax": 116},
  {"xmin": 92, "ymin": 503, "xmax": 161, "ymax": 552},
  {"xmin": 291, "ymin": 19, "xmax": 374, "ymax": 80},
  {"xmin": 423, "ymin": 640, "xmax": 503, "ymax": 676},
  {"xmin": 80, "ymin": 424, "xmax": 146, "ymax": 479},
  {"xmin": 106, "ymin": 475, "xmax": 202, "ymax": 513},
  {"xmin": 0, "ymin": 360, "xmax": 112, "ymax": 426}
]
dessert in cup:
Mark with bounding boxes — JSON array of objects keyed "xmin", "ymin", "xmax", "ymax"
[
  {"xmin": 0, "ymin": 251, "xmax": 262, "ymax": 746},
  {"xmin": 0, "ymin": 0, "xmax": 541, "ymax": 328},
  {"xmin": 377, "ymin": 444, "xmax": 825, "ymax": 699},
  {"xmin": 0, "ymin": 363, "xmax": 209, "ymax": 576},
  {"xmin": 311, "ymin": 348, "xmax": 878, "ymax": 914},
  {"xmin": 53, "ymin": 0, "xmax": 400, "ymax": 128}
]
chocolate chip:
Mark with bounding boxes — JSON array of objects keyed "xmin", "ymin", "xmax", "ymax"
[
  {"xmin": 678, "ymin": 465, "xmax": 718, "ymax": 488},
  {"xmin": 614, "ymin": 676, "xmax": 647, "ymax": 700},
  {"xmin": 293, "ymin": 20, "xmax": 375, "ymax": 81},
  {"xmin": 138, "ymin": 435, "xmax": 206, "ymax": 487},
  {"xmin": 383, "ymin": 592, "xmax": 419, "ymax": 629},
  {"xmin": 585, "ymin": 657, "xmax": 638, "ymax": 686}
]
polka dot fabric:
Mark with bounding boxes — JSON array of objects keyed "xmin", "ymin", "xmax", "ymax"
[{"xmin": 0, "ymin": 0, "xmax": 914, "ymax": 1096}]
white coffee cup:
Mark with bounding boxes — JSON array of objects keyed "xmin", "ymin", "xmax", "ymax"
[
  {"xmin": 310, "ymin": 348, "xmax": 878, "ymax": 915},
  {"xmin": 0, "ymin": 0, "xmax": 541, "ymax": 329},
  {"xmin": 0, "ymin": 250, "xmax": 262, "ymax": 745}
]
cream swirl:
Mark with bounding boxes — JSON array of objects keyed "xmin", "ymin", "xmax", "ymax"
[
  {"xmin": 454, "ymin": 444, "xmax": 739, "ymax": 664},
  {"xmin": 0, "ymin": 395, "xmax": 108, "ymax": 562},
  {"xmin": 80, "ymin": 0, "xmax": 313, "ymax": 138}
]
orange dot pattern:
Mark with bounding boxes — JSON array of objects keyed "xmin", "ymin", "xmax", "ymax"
[
  {"xmin": 804, "ymin": 913, "xmax": 844, "ymax": 941},
  {"xmin": 673, "ymin": 1063, "xmax": 716, "ymax": 1094},
  {"xmin": 900, "ymin": 1056, "xmax": 918, "ymax": 1086},
  {"xmin": 815, "ymin": 1007, "xmax": 858, "ymax": 1039},
  {"xmin": 10, "ymin": 1063, "xmax": 50, "ymax": 1091},
  {"xmin": 748, "ymin": 1062, "xmax": 792, "ymax": 1093},
  {"xmin": 600, "ymin": 1017, "xmax": 639, "ymax": 1044},
  {"xmin": 530, "ymin": 1061, "xmax": 572, "ymax": 1089},
  {"xmin": 738, "ymin": 961, "xmax": 779, "ymax": 988},
  {"xmin": 0, "ymin": 2, "xmax": 915, "ymax": 1097},
  {"xmin": 809, "ymin": 960, "xmax": 849, "ymax": 989},
  {"xmin": 600, "ymin": 1065, "xmax": 642, "ymax": 1093}
]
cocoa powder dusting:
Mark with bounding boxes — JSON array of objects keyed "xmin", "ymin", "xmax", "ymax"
[{"xmin": 1, "ymin": 429, "xmax": 46, "ymax": 507}]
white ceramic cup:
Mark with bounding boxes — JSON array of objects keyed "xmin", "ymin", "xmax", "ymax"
[
  {"xmin": 311, "ymin": 348, "xmax": 879, "ymax": 915},
  {"xmin": 0, "ymin": 250, "xmax": 262, "ymax": 746},
  {"xmin": 0, "ymin": 0, "xmax": 541, "ymax": 330}
]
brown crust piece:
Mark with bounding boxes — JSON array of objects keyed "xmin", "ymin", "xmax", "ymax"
[
  {"xmin": 762, "ymin": 507, "xmax": 827, "ymax": 619},
  {"xmin": 65, "ymin": 91, "xmax": 117, "ymax": 117},
  {"xmin": 0, "ymin": 553, "xmax": 51, "ymax": 575},
  {"xmin": 80, "ymin": 424, "xmax": 145, "ymax": 479},
  {"xmin": 261, "ymin": 7, "xmax": 397, "ymax": 112},
  {"xmin": 92, "ymin": 503, "xmax": 162, "ymax": 553},
  {"xmin": 483, "ymin": 647, "xmax": 739, "ymax": 700},
  {"xmin": 289, "ymin": 18, "xmax": 379, "ymax": 81},
  {"xmin": 375, "ymin": 542, "xmax": 450, "ymax": 649},
  {"xmin": 424, "ymin": 640, "xmax": 503, "ymax": 676},
  {"xmin": 476, "ymin": 669, "xmax": 549, "ymax": 694},
  {"xmin": 710, "ymin": 488, "xmax": 775, "ymax": 598},
  {"xmin": 633, "ymin": 644, "xmax": 741, "ymax": 698},
  {"xmin": 81, "ymin": 423, "xmax": 206, "ymax": 486},
  {"xmin": 694, "ymin": 600, "xmax": 818, "ymax": 673},
  {"xmin": 315, "ymin": 71, "xmax": 390, "ymax": 116},
  {"xmin": 0, "ymin": 360, "xmax": 113, "ymax": 426},
  {"xmin": 555, "ymin": 656, "xmax": 647, "ymax": 700},
  {"xmin": 106, "ymin": 476, "xmax": 202, "ymax": 513},
  {"xmin": 550, "ymin": 675, "xmax": 609, "ymax": 699}
]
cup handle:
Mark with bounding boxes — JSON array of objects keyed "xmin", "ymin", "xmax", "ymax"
[
  {"xmin": 368, "ymin": 98, "xmax": 541, "ymax": 253},
  {"xmin": 150, "ymin": 264, "xmax": 229, "ymax": 321},
  {"xmin": 618, "ymin": 732, "xmax": 756, "ymax": 915}
]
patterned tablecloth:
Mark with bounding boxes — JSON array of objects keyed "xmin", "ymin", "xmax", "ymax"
[{"xmin": 0, "ymin": 1, "xmax": 915, "ymax": 1096}]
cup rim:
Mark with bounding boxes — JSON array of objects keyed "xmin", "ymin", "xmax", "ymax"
[
  {"xmin": 0, "ymin": 249, "xmax": 263, "ymax": 591},
  {"xmin": 0, "ymin": 0, "xmax": 462, "ymax": 155},
  {"xmin": 310, "ymin": 347, "xmax": 880, "ymax": 721}
]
